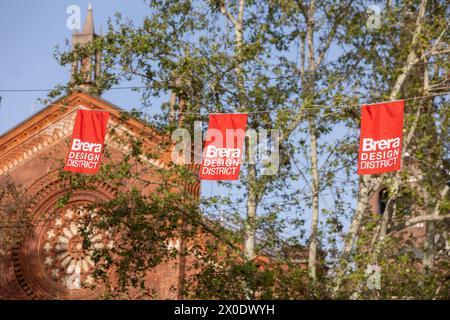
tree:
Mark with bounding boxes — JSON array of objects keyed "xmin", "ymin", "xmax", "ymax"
[
  {"xmin": 48, "ymin": 0, "xmax": 449, "ymax": 299},
  {"xmin": 332, "ymin": 0, "xmax": 449, "ymax": 297}
]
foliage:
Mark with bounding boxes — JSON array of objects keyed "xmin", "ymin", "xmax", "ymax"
[{"xmin": 42, "ymin": 0, "xmax": 450, "ymax": 299}]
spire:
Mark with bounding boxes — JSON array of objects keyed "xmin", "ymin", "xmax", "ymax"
[
  {"xmin": 82, "ymin": 2, "xmax": 95, "ymax": 34},
  {"xmin": 71, "ymin": 2, "xmax": 102, "ymax": 95}
]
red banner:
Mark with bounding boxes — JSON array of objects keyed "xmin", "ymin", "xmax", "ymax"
[
  {"xmin": 200, "ymin": 114, "xmax": 248, "ymax": 180},
  {"xmin": 358, "ymin": 100, "xmax": 404, "ymax": 175},
  {"xmin": 64, "ymin": 109, "xmax": 109, "ymax": 174}
]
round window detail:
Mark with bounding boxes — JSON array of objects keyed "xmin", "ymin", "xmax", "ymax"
[{"xmin": 13, "ymin": 183, "xmax": 114, "ymax": 300}]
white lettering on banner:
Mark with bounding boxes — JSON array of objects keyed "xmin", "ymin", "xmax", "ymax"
[
  {"xmin": 202, "ymin": 145, "xmax": 242, "ymax": 177},
  {"xmin": 362, "ymin": 137, "xmax": 400, "ymax": 152},
  {"xmin": 205, "ymin": 145, "xmax": 241, "ymax": 159},
  {"xmin": 360, "ymin": 149, "xmax": 399, "ymax": 160},
  {"xmin": 66, "ymin": 139, "xmax": 103, "ymax": 171},
  {"xmin": 359, "ymin": 137, "xmax": 401, "ymax": 171},
  {"xmin": 201, "ymin": 166, "xmax": 238, "ymax": 176},
  {"xmin": 68, "ymin": 151, "xmax": 101, "ymax": 162},
  {"xmin": 66, "ymin": 159, "xmax": 99, "ymax": 169},
  {"xmin": 360, "ymin": 157, "xmax": 399, "ymax": 169},
  {"xmin": 71, "ymin": 139, "xmax": 102, "ymax": 153}
]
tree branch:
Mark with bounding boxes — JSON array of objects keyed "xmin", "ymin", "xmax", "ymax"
[
  {"xmin": 387, "ymin": 185, "xmax": 449, "ymax": 234},
  {"xmin": 219, "ymin": 0, "xmax": 238, "ymax": 28}
]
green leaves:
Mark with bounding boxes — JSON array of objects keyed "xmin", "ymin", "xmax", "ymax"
[{"xmin": 46, "ymin": 0, "xmax": 450, "ymax": 299}]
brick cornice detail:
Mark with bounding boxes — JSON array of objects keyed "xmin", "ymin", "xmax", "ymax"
[{"xmin": 0, "ymin": 92, "xmax": 170, "ymax": 175}]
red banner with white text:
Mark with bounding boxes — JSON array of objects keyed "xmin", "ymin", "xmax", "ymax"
[
  {"xmin": 358, "ymin": 100, "xmax": 404, "ymax": 175},
  {"xmin": 200, "ymin": 114, "xmax": 248, "ymax": 180},
  {"xmin": 64, "ymin": 109, "xmax": 109, "ymax": 174}
]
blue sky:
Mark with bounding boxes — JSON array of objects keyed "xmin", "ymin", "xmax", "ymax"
[{"xmin": 0, "ymin": 0, "xmax": 152, "ymax": 135}]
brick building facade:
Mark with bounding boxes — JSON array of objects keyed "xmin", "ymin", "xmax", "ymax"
[
  {"xmin": 0, "ymin": 5, "xmax": 200, "ymax": 299},
  {"xmin": 0, "ymin": 90, "xmax": 197, "ymax": 299}
]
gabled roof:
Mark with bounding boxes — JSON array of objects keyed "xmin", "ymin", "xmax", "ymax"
[{"xmin": 0, "ymin": 91, "xmax": 169, "ymax": 175}]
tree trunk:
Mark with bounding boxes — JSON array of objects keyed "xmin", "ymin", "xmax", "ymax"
[
  {"xmin": 341, "ymin": 175, "xmax": 380, "ymax": 262},
  {"xmin": 378, "ymin": 0, "xmax": 428, "ymax": 237},
  {"xmin": 245, "ymin": 163, "xmax": 257, "ymax": 259},
  {"xmin": 308, "ymin": 116, "xmax": 320, "ymax": 280},
  {"xmin": 334, "ymin": 0, "xmax": 429, "ymax": 294},
  {"xmin": 220, "ymin": 0, "xmax": 255, "ymax": 260},
  {"xmin": 301, "ymin": 0, "xmax": 321, "ymax": 281},
  {"xmin": 423, "ymin": 184, "xmax": 449, "ymax": 270},
  {"xmin": 232, "ymin": 0, "xmax": 257, "ymax": 261},
  {"xmin": 423, "ymin": 221, "xmax": 435, "ymax": 270}
]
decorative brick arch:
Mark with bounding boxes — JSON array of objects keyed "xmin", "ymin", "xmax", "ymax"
[{"xmin": 12, "ymin": 179, "xmax": 116, "ymax": 300}]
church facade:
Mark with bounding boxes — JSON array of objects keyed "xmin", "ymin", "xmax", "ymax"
[
  {"xmin": 0, "ymin": 91, "xmax": 195, "ymax": 299},
  {"xmin": 0, "ymin": 5, "xmax": 198, "ymax": 300}
]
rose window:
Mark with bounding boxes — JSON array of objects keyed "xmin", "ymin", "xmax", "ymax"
[{"xmin": 41, "ymin": 206, "xmax": 113, "ymax": 290}]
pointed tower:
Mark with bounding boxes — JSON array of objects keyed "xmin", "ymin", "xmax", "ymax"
[{"xmin": 71, "ymin": 2, "xmax": 102, "ymax": 94}]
